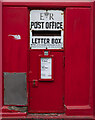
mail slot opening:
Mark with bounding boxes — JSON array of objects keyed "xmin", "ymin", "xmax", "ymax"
[{"xmin": 32, "ymin": 30, "xmax": 61, "ymax": 36}]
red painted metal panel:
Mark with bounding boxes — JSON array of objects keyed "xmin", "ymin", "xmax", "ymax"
[
  {"xmin": 0, "ymin": 0, "xmax": 2, "ymax": 118},
  {"xmin": 3, "ymin": 7, "xmax": 28, "ymax": 72},
  {"xmin": 29, "ymin": 115, "xmax": 93, "ymax": 120},
  {"xmin": 65, "ymin": 8, "xmax": 92, "ymax": 115},
  {"xmin": 1, "ymin": 113, "xmax": 94, "ymax": 119},
  {"xmin": 2, "ymin": 0, "xmax": 93, "ymax": 2},
  {"xmin": 93, "ymin": 1, "xmax": 95, "ymax": 116},
  {"xmin": 2, "ymin": 2, "xmax": 92, "ymax": 7},
  {"xmin": 28, "ymin": 51, "xmax": 65, "ymax": 113},
  {"xmin": 2, "ymin": 7, "xmax": 29, "ymax": 108}
]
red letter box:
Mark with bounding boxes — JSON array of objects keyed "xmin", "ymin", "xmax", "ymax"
[{"xmin": 1, "ymin": 0, "xmax": 95, "ymax": 119}]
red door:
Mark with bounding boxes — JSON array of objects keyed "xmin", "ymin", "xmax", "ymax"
[
  {"xmin": 28, "ymin": 10, "xmax": 65, "ymax": 113},
  {"xmin": 28, "ymin": 50, "xmax": 65, "ymax": 113}
]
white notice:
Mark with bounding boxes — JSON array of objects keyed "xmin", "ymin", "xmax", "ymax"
[
  {"xmin": 30, "ymin": 10, "xmax": 64, "ymax": 49},
  {"xmin": 41, "ymin": 58, "xmax": 52, "ymax": 79}
]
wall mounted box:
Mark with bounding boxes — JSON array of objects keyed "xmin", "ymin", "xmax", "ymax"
[{"xmin": 1, "ymin": 0, "xmax": 95, "ymax": 119}]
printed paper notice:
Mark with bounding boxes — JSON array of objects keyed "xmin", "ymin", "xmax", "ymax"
[{"xmin": 41, "ymin": 58, "xmax": 52, "ymax": 79}]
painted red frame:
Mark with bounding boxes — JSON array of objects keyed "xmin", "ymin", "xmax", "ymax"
[{"xmin": 39, "ymin": 51, "xmax": 54, "ymax": 81}]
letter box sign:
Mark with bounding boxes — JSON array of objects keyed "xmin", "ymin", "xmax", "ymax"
[{"xmin": 30, "ymin": 10, "xmax": 64, "ymax": 49}]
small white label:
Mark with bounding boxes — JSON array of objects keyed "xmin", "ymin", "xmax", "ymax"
[
  {"xmin": 44, "ymin": 51, "xmax": 48, "ymax": 56},
  {"xmin": 41, "ymin": 58, "xmax": 52, "ymax": 79}
]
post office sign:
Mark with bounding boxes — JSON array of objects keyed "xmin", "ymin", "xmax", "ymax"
[{"xmin": 30, "ymin": 10, "xmax": 64, "ymax": 49}]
